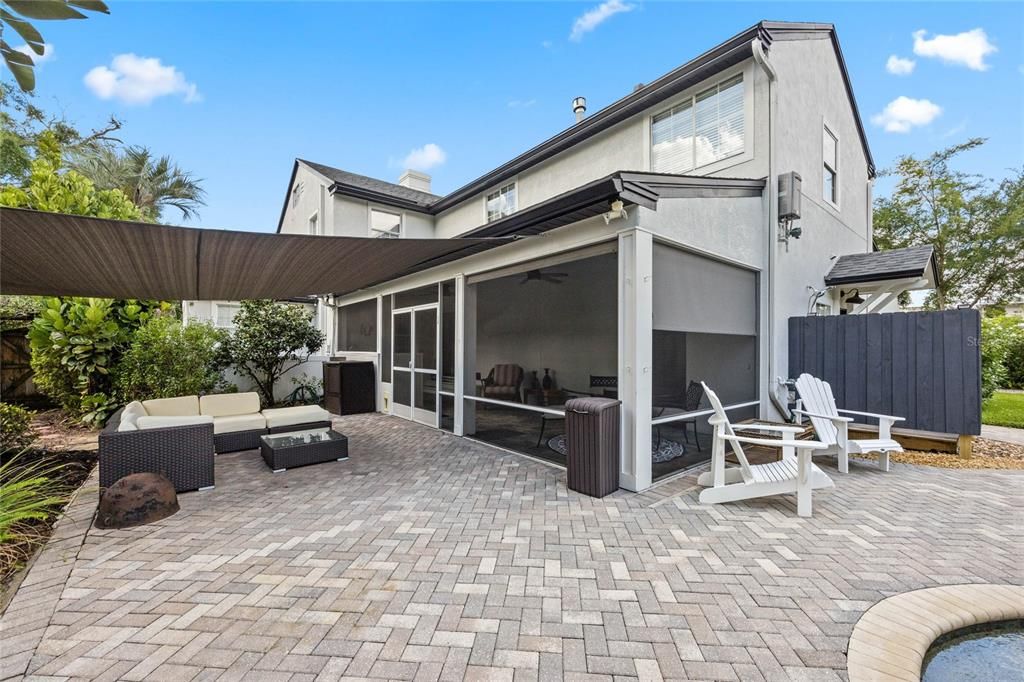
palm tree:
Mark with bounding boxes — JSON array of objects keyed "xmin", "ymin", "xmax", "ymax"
[
  {"xmin": 71, "ymin": 145, "xmax": 206, "ymax": 221},
  {"xmin": 1, "ymin": 0, "xmax": 110, "ymax": 92}
]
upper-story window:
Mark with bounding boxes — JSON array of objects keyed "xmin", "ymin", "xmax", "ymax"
[
  {"xmin": 485, "ymin": 182, "xmax": 517, "ymax": 222},
  {"xmin": 308, "ymin": 211, "xmax": 319, "ymax": 235},
  {"xmin": 651, "ymin": 74, "xmax": 744, "ymax": 173},
  {"xmin": 370, "ymin": 208, "xmax": 402, "ymax": 239},
  {"xmin": 823, "ymin": 125, "xmax": 839, "ymax": 206}
]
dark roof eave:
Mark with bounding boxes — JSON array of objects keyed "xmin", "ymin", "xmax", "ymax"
[
  {"xmin": 328, "ymin": 182, "xmax": 434, "ymax": 213},
  {"xmin": 824, "ymin": 270, "xmax": 930, "ymax": 287}
]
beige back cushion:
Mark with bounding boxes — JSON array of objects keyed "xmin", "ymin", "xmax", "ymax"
[
  {"xmin": 141, "ymin": 395, "xmax": 200, "ymax": 417},
  {"xmin": 118, "ymin": 401, "xmax": 147, "ymax": 431},
  {"xmin": 200, "ymin": 392, "xmax": 261, "ymax": 417}
]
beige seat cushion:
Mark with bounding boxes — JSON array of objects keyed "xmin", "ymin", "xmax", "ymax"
[
  {"xmin": 261, "ymin": 405, "xmax": 330, "ymax": 429},
  {"xmin": 213, "ymin": 413, "xmax": 266, "ymax": 435},
  {"xmin": 200, "ymin": 392, "xmax": 261, "ymax": 418},
  {"xmin": 136, "ymin": 415, "xmax": 213, "ymax": 430},
  {"xmin": 117, "ymin": 401, "xmax": 147, "ymax": 432},
  {"xmin": 142, "ymin": 395, "xmax": 200, "ymax": 417}
]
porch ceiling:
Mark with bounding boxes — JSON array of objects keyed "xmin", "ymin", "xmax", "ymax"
[{"xmin": 0, "ymin": 207, "xmax": 505, "ymax": 300}]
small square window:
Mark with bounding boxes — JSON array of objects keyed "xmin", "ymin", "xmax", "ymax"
[
  {"xmin": 485, "ymin": 182, "xmax": 517, "ymax": 222},
  {"xmin": 214, "ymin": 303, "xmax": 241, "ymax": 329},
  {"xmin": 370, "ymin": 209, "xmax": 401, "ymax": 238}
]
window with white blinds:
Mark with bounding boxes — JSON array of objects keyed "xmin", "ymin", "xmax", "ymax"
[{"xmin": 652, "ymin": 75, "xmax": 744, "ymax": 174}]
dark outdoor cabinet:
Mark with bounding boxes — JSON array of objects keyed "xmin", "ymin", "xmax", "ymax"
[
  {"xmin": 323, "ymin": 361, "xmax": 376, "ymax": 415},
  {"xmin": 565, "ymin": 397, "xmax": 620, "ymax": 498}
]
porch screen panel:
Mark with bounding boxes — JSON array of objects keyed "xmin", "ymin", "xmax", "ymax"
[
  {"xmin": 652, "ymin": 246, "xmax": 756, "ymax": 336},
  {"xmin": 382, "ymin": 296, "xmax": 392, "ymax": 382},
  {"xmin": 337, "ymin": 299, "xmax": 377, "ymax": 352},
  {"xmin": 651, "ymin": 243, "xmax": 758, "ymax": 479},
  {"xmin": 441, "ymin": 280, "xmax": 456, "ymax": 393}
]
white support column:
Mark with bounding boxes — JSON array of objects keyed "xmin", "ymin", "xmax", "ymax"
[
  {"xmin": 454, "ymin": 275, "xmax": 466, "ymax": 436},
  {"xmin": 617, "ymin": 229, "xmax": 653, "ymax": 492},
  {"xmin": 376, "ymin": 294, "xmax": 384, "ymax": 413},
  {"xmin": 460, "ymin": 281, "xmax": 477, "ymax": 436}
]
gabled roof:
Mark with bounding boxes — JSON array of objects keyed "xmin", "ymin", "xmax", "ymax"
[
  {"xmin": 278, "ymin": 20, "xmax": 874, "ymax": 232},
  {"xmin": 302, "ymin": 159, "xmax": 439, "ymax": 208},
  {"xmin": 825, "ymin": 245, "xmax": 937, "ymax": 287}
]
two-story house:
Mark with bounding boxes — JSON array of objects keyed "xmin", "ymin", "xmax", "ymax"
[{"xmin": 262, "ymin": 21, "xmax": 919, "ymax": 492}]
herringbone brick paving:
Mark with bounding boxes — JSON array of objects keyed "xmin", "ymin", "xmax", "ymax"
[{"xmin": 2, "ymin": 414, "xmax": 1021, "ymax": 681}]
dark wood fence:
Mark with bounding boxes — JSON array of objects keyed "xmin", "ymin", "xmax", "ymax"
[{"xmin": 788, "ymin": 309, "xmax": 981, "ymax": 436}]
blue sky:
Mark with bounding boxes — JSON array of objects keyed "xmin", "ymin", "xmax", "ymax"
[{"xmin": 21, "ymin": 1, "xmax": 1024, "ymax": 231}]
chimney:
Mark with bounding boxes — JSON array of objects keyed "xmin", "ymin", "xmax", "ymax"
[
  {"xmin": 399, "ymin": 169, "xmax": 431, "ymax": 193},
  {"xmin": 572, "ymin": 96, "xmax": 587, "ymax": 123}
]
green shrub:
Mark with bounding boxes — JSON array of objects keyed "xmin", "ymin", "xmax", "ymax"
[
  {"xmin": 28, "ymin": 297, "xmax": 165, "ymax": 425},
  {"xmin": 0, "ymin": 403, "xmax": 35, "ymax": 450},
  {"xmin": 219, "ymin": 300, "xmax": 325, "ymax": 407},
  {"xmin": 980, "ymin": 315, "xmax": 1024, "ymax": 399},
  {"xmin": 0, "ymin": 452, "xmax": 70, "ymax": 547},
  {"xmin": 115, "ymin": 315, "xmax": 227, "ymax": 402},
  {"xmin": 1004, "ymin": 326, "xmax": 1024, "ymax": 389}
]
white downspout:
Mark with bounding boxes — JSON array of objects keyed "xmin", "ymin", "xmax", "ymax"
[{"xmin": 752, "ymin": 38, "xmax": 782, "ymax": 418}]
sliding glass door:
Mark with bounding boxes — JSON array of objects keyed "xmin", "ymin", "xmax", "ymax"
[{"xmin": 392, "ymin": 305, "xmax": 438, "ymax": 425}]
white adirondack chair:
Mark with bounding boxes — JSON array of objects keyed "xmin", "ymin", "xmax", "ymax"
[
  {"xmin": 793, "ymin": 373, "xmax": 905, "ymax": 473},
  {"xmin": 697, "ymin": 382, "xmax": 833, "ymax": 517}
]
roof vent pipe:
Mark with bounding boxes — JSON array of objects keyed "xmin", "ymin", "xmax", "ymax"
[{"xmin": 572, "ymin": 96, "xmax": 586, "ymax": 123}]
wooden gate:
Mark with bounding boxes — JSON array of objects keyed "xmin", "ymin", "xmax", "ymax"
[
  {"xmin": 788, "ymin": 309, "xmax": 982, "ymax": 436},
  {"xmin": 2, "ymin": 328, "xmax": 42, "ymax": 404}
]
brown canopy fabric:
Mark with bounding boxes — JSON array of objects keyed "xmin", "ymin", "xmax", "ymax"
[{"xmin": 0, "ymin": 208, "xmax": 506, "ymax": 300}]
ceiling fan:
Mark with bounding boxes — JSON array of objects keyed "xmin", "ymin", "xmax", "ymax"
[{"xmin": 520, "ymin": 268, "xmax": 568, "ymax": 285}]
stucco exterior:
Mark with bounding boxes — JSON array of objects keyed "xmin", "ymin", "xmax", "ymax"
[{"xmin": 184, "ymin": 22, "xmax": 880, "ymax": 492}]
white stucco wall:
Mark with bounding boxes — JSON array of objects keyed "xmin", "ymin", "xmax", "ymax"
[
  {"xmin": 767, "ymin": 36, "xmax": 873, "ymax": 386},
  {"xmin": 638, "ymin": 196, "xmax": 765, "ymax": 270},
  {"xmin": 280, "ymin": 164, "xmax": 330, "ymax": 235}
]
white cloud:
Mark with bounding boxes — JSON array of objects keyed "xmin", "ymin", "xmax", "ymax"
[
  {"xmin": 871, "ymin": 96, "xmax": 942, "ymax": 133},
  {"xmin": 569, "ymin": 0, "xmax": 635, "ymax": 42},
  {"xmin": 508, "ymin": 99, "xmax": 537, "ymax": 109},
  {"xmin": 541, "ymin": 40, "xmax": 553, "ymax": 49},
  {"xmin": 912, "ymin": 28, "xmax": 997, "ymax": 71},
  {"xmin": 14, "ymin": 43, "xmax": 55, "ymax": 65},
  {"xmin": 84, "ymin": 54, "xmax": 201, "ymax": 105},
  {"xmin": 886, "ymin": 55, "xmax": 915, "ymax": 75},
  {"xmin": 400, "ymin": 143, "xmax": 446, "ymax": 171}
]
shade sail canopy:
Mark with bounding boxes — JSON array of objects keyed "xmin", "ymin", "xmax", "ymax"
[{"xmin": 0, "ymin": 208, "xmax": 505, "ymax": 300}]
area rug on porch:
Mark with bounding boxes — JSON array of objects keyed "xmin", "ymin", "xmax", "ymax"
[{"xmin": 547, "ymin": 435, "xmax": 686, "ymax": 462}]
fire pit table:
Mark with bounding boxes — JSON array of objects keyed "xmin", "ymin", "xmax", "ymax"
[{"xmin": 259, "ymin": 427, "xmax": 348, "ymax": 473}]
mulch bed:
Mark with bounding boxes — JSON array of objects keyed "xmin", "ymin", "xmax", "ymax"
[
  {"xmin": 0, "ymin": 411, "xmax": 98, "ymax": 607},
  {"xmin": 859, "ymin": 437, "xmax": 1024, "ymax": 470}
]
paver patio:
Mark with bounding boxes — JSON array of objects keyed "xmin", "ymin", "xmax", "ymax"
[{"xmin": 2, "ymin": 413, "xmax": 1021, "ymax": 681}]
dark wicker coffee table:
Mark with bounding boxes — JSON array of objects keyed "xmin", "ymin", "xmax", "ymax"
[{"xmin": 259, "ymin": 428, "xmax": 348, "ymax": 472}]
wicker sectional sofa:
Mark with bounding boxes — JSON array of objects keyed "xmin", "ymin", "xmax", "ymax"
[{"xmin": 99, "ymin": 392, "xmax": 332, "ymax": 493}]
